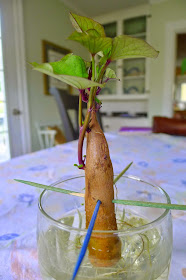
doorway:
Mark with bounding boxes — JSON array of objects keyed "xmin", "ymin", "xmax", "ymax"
[
  {"xmin": 163, "ymin": 20, "xmax": 186, "ymax": 117},
  {"xmin": 174, "ymin": 33, "xmax": 186, "ymax": 118},
  {"xmin": 0, "ymin": 0, "xmax": 31, "ymax": 162}
]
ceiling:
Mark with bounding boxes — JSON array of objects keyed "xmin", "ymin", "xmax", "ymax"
[{"xmin": 61, "ymin": 0, "xmax": 149, "ymax": 17}]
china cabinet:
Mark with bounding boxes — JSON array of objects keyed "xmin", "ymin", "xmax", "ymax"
[{"xmin": 94, "ymin": 5, "xmax": 151, "ymax": 129}]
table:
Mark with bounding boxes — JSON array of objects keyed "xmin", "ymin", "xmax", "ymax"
[{"xmin": 0, "ymin": 132, "xmax": 186, "ymax": 279}]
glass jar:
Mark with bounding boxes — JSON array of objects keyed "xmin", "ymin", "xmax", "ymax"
[{"xmin": 37, "ymin": 175, "xmax": 172, "ymax": 280}]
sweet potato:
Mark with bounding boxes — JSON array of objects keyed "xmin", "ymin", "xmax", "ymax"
[{"xmin": 85, "ymin": 110, "xmax": 121, "ymax": 266}]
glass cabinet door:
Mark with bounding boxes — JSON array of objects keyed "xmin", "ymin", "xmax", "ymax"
[
  {"xmin": 101, "ymin": 17, "xmax": 148, "ymax": 97},
  {"xmin": 123, "ymin": 16, "xmax": 146, "ymax": 37},
  {"xmin": 123, "ymin": 16, "xmax": 147, "ymax": 95},
  {"xmin": 100, "ymin": 22, "xmax": 117, "ymax": 96},
  {"xmin": 103, "ymin": 22, "xmax": 117, "ymax": 38},
  {"xmin": 123, "ymin": 58, "xmax": 146, "ymax": 94}
]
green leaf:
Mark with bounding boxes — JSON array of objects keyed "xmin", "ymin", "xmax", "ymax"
[
  {"xmin": 110, "ymin": 35, "xmax": 159, "ymax": 61},
  {"xmin": 74, "ymin": 163, "xmax": 84, "ymax": 168},
  {"xmin": 95, "ymin": 96, "xmax": 102, "ymax": 104},
  {"xmin": 69, "ymin": 12, "xmax": 105, "ymax": 37},
  {"xmin": 86, "ymin": 29, "xmax": 100, "ymax": 37},
  {"xmin": 105, "ymin": 68, "xmax": 119, "ymax": 80},
  {"xmin": 68, "ymin": 31, "xmax": 112, "ymax": 55},
  {"xmin": 42, "ymin": 53, "xmax": 88, "ymax": 78},
  {"xmin": 30, "ymin": 62, "xmax": 103, "ymax": 90},
  {"xmin": 99, "ymin": 55, "xmax": 109, "ymax": 66}
]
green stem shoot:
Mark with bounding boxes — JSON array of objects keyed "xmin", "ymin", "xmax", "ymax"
[
  {"xmin": 14, "ymin": 179, "xmax": 84, "ymax": 197},
  {"xmin": 114, "ymin": 162, "xmax": 133, "ymax": 184},
  {"xmin": 15, "ymin": 179, "xmax": 186, "ymax": 211},
  {"xmin": 113, "ymin": 199, "xmax": 186, "ymax": 211}
]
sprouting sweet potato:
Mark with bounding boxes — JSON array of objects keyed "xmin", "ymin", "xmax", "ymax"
[
  {"xmin": 85, "ymin": 110, "xmax": 121, "ymax": 266},
  {"xmin": 31, "ymin": 12, "xmax": 159, "ymax": 271}
]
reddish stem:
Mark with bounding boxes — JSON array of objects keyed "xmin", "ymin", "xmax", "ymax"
[
  {"xmin": 77, "ymin": 59, "xmax": 111, "ymax": 170},
  {"xmin": 78, "ymin": 111, "xmax": 91, "ymax": 169}
]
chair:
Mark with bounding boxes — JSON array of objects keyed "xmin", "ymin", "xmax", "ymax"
[
  {"xmin": 36, "ymin": 123, "xmax": 56, "ymax": 149},
  {"xmin": 50, "ymin": 88, "xmax": 103, "ymax": 142},
  {"xmin": 36, "ymin": 122, "xmax": 66, "ymax": 149},
  {"xmin": 152, "ymin": 116, "xmax": 186, "ymax": 136},
  {"xmin": 173, "ymin": 110, "xmax": 186, "ymax": 120}
]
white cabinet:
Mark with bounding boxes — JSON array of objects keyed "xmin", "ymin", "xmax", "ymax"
[
  {"xmin": 94, "ymin": 5, "xmax": 151, "ymax": 129},
  {"xmin": 102, "ymin": 116, "xmax": 150, "ymax": 132}
]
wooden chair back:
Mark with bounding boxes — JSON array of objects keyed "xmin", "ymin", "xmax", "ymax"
[
  {"xmin": 35, "ymin": 122, "xmax": 57, "ymax": 149},
  {"xmin": 50, "ymin": 88, "xmax": 103, "ymax": 142},
  {"xmin": 152, "ymin": 116, "xmax": 186, "ymax": 136}
]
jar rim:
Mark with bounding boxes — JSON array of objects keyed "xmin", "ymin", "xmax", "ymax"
[{"xmin": 38, "ymin": 175, "xmax": 171, "ymax": 236}]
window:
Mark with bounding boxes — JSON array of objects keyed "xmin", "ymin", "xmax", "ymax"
[{"xmin": 0, "ymin": 15, "xmax": 10, "ymax": 162}]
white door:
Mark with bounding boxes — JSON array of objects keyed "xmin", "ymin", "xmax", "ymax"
[
  {"xmin": 163, "ymin": 20, "xmax": 186, "ymax": 116},
  {"xmin": 0, "ymin": 0, "xmax": 31, "ymax": 161}
]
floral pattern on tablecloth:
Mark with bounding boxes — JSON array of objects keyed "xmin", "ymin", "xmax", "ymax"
[{"xmin": 0, "ymin": 132, "xmax": 186, "ymax": 279}]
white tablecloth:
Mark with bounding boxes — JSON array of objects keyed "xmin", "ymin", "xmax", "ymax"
[{"xmin": 0, "ymin": 132, "xmax": 186, "ymax": 279}]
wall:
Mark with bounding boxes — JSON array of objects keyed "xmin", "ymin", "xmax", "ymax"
[
  {"xmin": 23, "ymin": 0, "xmax": 87, "ymax": 151},
  {"xmin": 94, "ymin": 0, "xmax": 186, "ymax": 122},
  {"xmin": 149, "ymin": 0, "xmax": 186, "ymax": 119},
  {"xmin": 24, "ymin": 0, "xmax": 186, "ymax": 150}
]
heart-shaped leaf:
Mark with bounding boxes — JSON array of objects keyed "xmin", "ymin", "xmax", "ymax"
[
  {"xmin": 105, "ymin": 68, "xmax": 119, "ymax": 80},
  {"xmin": 30, "ymin": 62, "xmax": 103, "ymax": 90},
  {"xmin": 69, "ymin": 12, "xmax": 105, "ymax": 37},
  {"xmin": 110, "ymin": 35, "xmax": 159, "ymax": 61},
  {"xmin": 47, "ymin": 53, "xmax": 88, "ymax": 78},
  {"xmin": 86, "ymin": 29, "xmax": 100, "ymax": 37},
  {"xmin": 68, "ymin": 31, "xmax": 112, "ymax": 55}
]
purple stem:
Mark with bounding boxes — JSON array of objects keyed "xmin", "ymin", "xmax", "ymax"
[
  {"xmin": 88, "ymin": 65, "xmax": 92, "ymax": 80},
  {"xmin": 77, "ymin": 60, "xmax": 111, "ymax": 170},
  {"xmin": 79, "ymin": 89, "xmax": 89, "ymax": 103},
  {"xmin": 96, "ymin": 87, "xmax": 101, "ymax": 95},
  {"xmin": 95, "ymin": 103, "xmax": 102, "ymax": 111},
  {"xmin": 82, "ymin": 92, "xmax": 88, "ymax": 103},
  {"xmin": 104, "ymin": 78, "xmax": 110, "ymax": 83},
  {"xmin": 78, "ymin": 131, "xmax": 85, "ymax": 169}
]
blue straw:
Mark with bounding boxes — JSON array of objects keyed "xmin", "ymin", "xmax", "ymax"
[{"xmin": 71, "ymin": 200, "xmax": 101, "ymax": 280}]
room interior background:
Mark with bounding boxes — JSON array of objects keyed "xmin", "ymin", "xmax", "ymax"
[{"xmin": 0, "ymin": 0, "xmax": 186, "ymax": 159}]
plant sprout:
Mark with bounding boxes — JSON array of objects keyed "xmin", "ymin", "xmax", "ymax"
[{"xmin": 27, "ymin": 13, "xmax": 160, "ymax": 266}]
